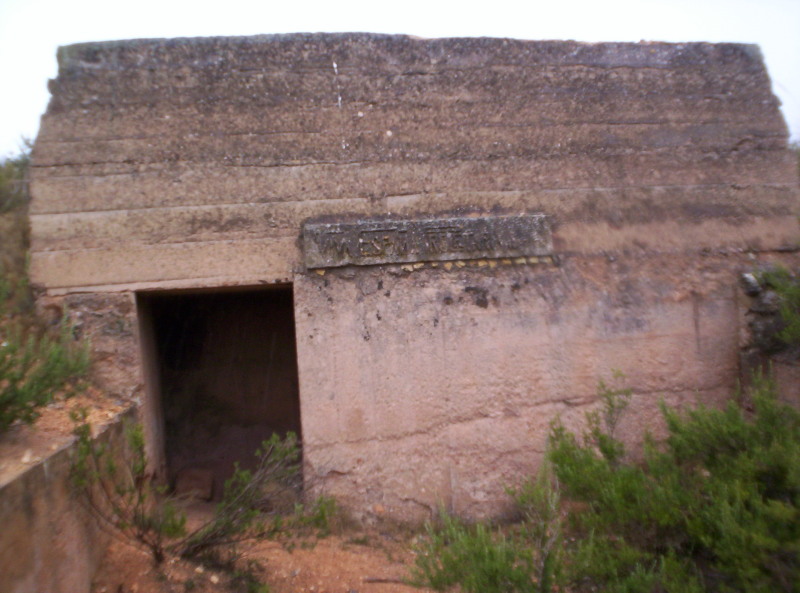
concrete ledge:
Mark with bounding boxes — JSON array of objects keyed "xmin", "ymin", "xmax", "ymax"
[{"xmin": 0, "ymin": 408, "xmax": 135, "ymax": 593}]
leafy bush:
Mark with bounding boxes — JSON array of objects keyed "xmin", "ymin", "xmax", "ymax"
[
  {"xmin": 0, "ymin": 274, "xmax": 89, "ymax": 431},
  {"xmin": 71, "ymin": 417, "xmax": 303, "ymax": 565},
  {"xmin": 413, "ymin": 374, "xmax": 799, "ymax": 593},
  {"xmin": 549, "ymin": 374, "xmax": 800, "ymax": 592},
  {"xmin": 508, "ymin": 464, "xmax": 563, "ymax": 592},
  {"xmin": 181, "ymin": 432, "xmax": 303, "ymax": 559},
  {"xmin": 71, "ymin": 414, "xmax": 188, "ymax": 564}
]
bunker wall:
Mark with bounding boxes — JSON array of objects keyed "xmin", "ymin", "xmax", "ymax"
[{"xmin": 29, "ymin": 34, "xmax": 800, "ymax": 520}]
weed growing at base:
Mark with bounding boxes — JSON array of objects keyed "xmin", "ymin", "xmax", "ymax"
[
  {"xmin": 552, "ymin": 373, "xmax": 800, "ymax": 592},
  {"xmin": 411, "ymin": 465, "xmax": 562, "ymax": 593},
  {"xmin": 413, "ymin": 374, "xmax": 800, "ymax": 592},
  {"xmin": 411, "ymin": 512, "xmax": 535, "ymax": 593},
  {"xmin": 70, "ymin": 418, "xmax": 316, "ymax": 568}
]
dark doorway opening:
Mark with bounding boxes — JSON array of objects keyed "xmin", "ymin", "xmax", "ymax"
[{"xmin": 138, "ymin": 286, "xmax": 300, "ymax": 500}]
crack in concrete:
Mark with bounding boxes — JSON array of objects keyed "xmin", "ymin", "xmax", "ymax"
[{"xmin": 305, "ymin": 385, "xmax": 732, "ymax": 451}]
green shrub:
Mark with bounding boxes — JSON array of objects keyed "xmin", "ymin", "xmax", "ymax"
[
  {"xmin": 549, "ymin": 374, "xmax": 800, "ymax": 592},
  {"xmin": 0, "ymin": 274, "xmax": 89, "ymax": 431},
  {"xmin": 289, "ymin": 494, "xmax": 341, "ymax": 536},
  {"xmin": 71, "ymin": 417, "xmax": 302, "ymax": 565},
  {"xmin": 413, "ymin": 373, "xmax": 800, "ymax": 593},
  {"xmin": 1, "ymin": 146, "xmax": 89, "ymax": 430},
  {"xmin": 71, "ymin": 414, "xmax": 187, "ymax": 564},
  {"xmin": 507, "ymin": 463, "xmax": 563, "ymax": 592},
  {"xmin": 411, "ymin": 511, "xmax": 536, "ymax": 593},
  {"xmin": 181, "ymin": 432, "xmax": 302, "ymax": 559}
]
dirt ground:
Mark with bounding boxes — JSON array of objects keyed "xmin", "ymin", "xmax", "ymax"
[{"xmin": 92, "ymin": 520, "xmax": 436, "ymax": 593}]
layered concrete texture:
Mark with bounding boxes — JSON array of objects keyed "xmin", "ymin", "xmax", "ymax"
[{"xmin": 30, "ymin": 34, "xmax": 800, "ymax": 520}]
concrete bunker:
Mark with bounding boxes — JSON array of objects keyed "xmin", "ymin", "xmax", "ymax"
[
  {"xmin": 29, "ymin": 33, "xmax": 800, "ymax": 521},
  {"xmin": 137, "ymin": 286, "xmax": 301, "ymax": 499}
]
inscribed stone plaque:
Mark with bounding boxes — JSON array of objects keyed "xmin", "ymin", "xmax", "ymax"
[{"xmin": 303, "ymin": 214, "xmax": 552, "ymax": 269}]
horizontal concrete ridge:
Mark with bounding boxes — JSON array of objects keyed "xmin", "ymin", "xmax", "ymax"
[
  {"xmin": 54, "ymin": 34, "xmax": 764, "ymax": 72},
  {"xmin": 31, "ymin": 33, "xmax": 797, "ymax": 292}
]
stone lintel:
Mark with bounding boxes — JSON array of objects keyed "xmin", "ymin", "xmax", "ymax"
[{"xmin": 303, "ymin": 214, "xmax": 552, "ymax": 269}]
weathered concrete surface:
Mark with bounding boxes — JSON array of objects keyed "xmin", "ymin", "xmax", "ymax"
[
  {"xmin": 30, "ymin": 35, "xmax": 797, "ymax": 291},
  {"xmin": 295, "ymin": 254, "xmax": 744, "ymax": 519},
  {"xmin": 36, "ymin": 292, "xmax": 143, "ymax": 402},
  {"xmin": 0, "ymin": 413, "xmax": 132, "ymax": 593},
  {"xmin": 27, "ymin": 34, "xmax": 800, "ymax": 521}
]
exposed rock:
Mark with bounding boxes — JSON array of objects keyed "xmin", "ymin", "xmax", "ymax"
[{"xmin": 740, "ymin": 272, "xmax": 761, "ymax": 296}]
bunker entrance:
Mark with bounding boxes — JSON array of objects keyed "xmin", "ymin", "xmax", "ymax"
[{"xmin": 138, "ymin": 286, "xmax": 301, "ymax": 500}]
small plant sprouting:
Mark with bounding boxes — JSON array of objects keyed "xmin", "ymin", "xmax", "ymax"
[
  {"xmin": 411, "ymin": 510, "xmax": 535, "ymax": 593},
  {"xmin": 231, "ymin": 561, "xmax": 272, "ymax": 593},
  {"xmin": 583, "ymin": 371, "xmax": 632, "ymax": 466},
  {"xmin": 290, "ymin": 494, "xmax": 341, "ymax": 537}
]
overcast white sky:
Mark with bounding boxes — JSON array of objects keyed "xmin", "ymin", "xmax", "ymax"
[{"xmin": 0, "ymin": 0, "xmax": 798, "ymax": 158}]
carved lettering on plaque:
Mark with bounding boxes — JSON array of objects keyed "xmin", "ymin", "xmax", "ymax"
[{"xmin": 303, "ymin": 214, "xmax": 552, "ymax": 269}]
